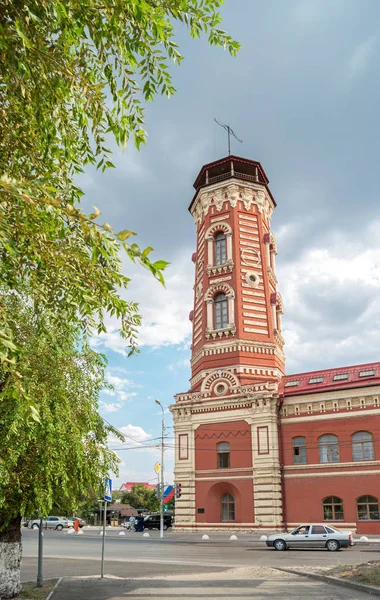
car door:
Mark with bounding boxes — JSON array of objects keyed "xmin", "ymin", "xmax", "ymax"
[
  {"xmin": 47, "ymin": 516, "xmax": 58, "ymax": 529},
  {"xmin": 309, "ymin": 525, "xmax": 328, "ymax": 547},
  {"xmin": 287, "ymin": 525, "xmax": 312, "ymax": 548}
]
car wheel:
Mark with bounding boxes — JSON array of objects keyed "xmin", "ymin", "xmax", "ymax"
[
  {"xmin": 273, "ymin": 539, "xmax": 287, "ymax": 551},
  {"xmin": 32, "ymin": 523, "xmax": 39, "ymax": 530},
  {"xmin": 326, "ymin": 539, "xmax": 340, "ymax": 552},
  {"xmin": 56, "ymin": 524, "xmax": 63, "ymax": 531},
  {"xmin": 163, "ymin": 524, "xmax": 168, "ymax": 531}
]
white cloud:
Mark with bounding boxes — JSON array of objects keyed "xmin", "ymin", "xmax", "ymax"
[
  {"xmin": 92, "ymin": 250, "xmax": 194, "ymax": 354},
  {"xmin": 99, "ymin": 402, "xmax": 122, "ymax": 413},
  {"xmin": 279, "ymin": 222, "xmax": 380, "ymax": 372},
  {"xmin": 108, "ymin": 424, "xmax": 152, "ymax": 448},
  {"xmin": 168, "ymin": 358, "xmax": 190, "ymax": 371},
  {"xmin": 346, "ymin": 36, "xmax": 377, "ymax": 84}
]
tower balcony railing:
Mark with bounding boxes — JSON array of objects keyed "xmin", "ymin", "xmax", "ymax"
[{"xmin": 206, "ymin": 171, "xmax": 261, "ymax": 186}]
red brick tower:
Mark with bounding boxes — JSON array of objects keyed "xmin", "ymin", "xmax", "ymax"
[{"xmin": 171, "ymin": 156, "xmax": 285, "ymax": 531}]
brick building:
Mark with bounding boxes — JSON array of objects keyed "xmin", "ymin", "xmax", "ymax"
[{"xmin": 170, "ymin": 154, "xmax": 380, "ymax": 534}]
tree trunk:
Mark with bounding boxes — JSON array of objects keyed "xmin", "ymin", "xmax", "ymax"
[{"xmin": 0, "ymin": 515, "xmax": 22, "ymax": 599}]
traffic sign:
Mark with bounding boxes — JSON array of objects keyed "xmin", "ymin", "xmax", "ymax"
[
  {"xmin": 104, "ymin": 478, "xmax": 112, "ymax": 502},
  {"xmin": 154, "ymin": 462, "xmax": 161, "ymax": 474}
]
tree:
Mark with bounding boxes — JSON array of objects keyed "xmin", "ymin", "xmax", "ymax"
[
  {"xmin": 0, "ymin": 297, "xmax": 121, "ymax": 598},
  {"xmin": 0, "ymin": 2, "xmax": 238, "ymax": 596},
  {"xmin": 122, "ymin": 485, "xmax": 160, "ymax": 513}
]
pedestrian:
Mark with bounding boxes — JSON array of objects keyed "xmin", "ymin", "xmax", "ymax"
[
  {"xmin": 129, "ymin": 515, "xmax": 135, "ymax": 531},
  {"xmin": 135, "ymin": 511, "xmax": 144, "ymax": 532}
]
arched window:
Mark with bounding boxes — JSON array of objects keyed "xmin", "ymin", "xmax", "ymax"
[
  {"xmin": 214, "ymin": 232, "xmax": 227, "ymax": 265},
  {"xmin": 323, "ymin": 496, "xmax": 344, "ymax": 521},
  {"xmin": 357, "ymin": 495, "xmax": 380, "ymax": 521},
  {"xmin": 221, "ymin": 493, "xmax": 235, "ymax": 521},
  {"xmin": 319, "ymin": 434, "xmax": 339, "ymax": 463},
  {"xmin": 352, "ymin": 431, "xmax": 374, "ymax": 461},
  {"xmin": 217, "ymin": 442, "xmax": 230, "ymax": 469},
  {"xmin": 292, "ymin": 437, "xmax": 307, "ymax": 464},
  {"xmin": 214, "ymin": 293, "xmax": 228, "ymax": 329}
]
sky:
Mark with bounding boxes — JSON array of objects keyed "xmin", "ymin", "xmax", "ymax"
[{"xmin": 78, "ymin": 0, "xmax": 380, "ymax": 489}]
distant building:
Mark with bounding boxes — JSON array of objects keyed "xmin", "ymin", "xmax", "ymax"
[
  {"xmin": 171, "ymin": 154, "xmax": 380, "ymax": 535},
  {"xmin": 119, "ymin": 482, "xmax": 156, "ymax": 493}
]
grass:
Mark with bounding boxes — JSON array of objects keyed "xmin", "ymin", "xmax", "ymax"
[
  {"xmin": 327, "ymin": 561, "xmax": 380, "ymax": 587},
  {"xmin": 19, "ymin": 579, "xmax": 58, "ymax": 599}
]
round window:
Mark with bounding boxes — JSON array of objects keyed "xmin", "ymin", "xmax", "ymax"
[
  {"xmin": 215, "ymin": 383, "xmax": 227, "ymax": 395},
  {"xmin": 245, "ymin": 271, "xmax": 260, "ymax": 288}
]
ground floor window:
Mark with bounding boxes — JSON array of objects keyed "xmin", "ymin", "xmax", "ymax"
[
  {"xmin": 357, "ymin": 495, "xmax": 380, "ymax": 520},
  {"xmin": 221, "ymin": 493, "xmax": 235, "ymax": 521},
  {"xmin": 323, "ymin": 496, "xmax": 344, "ymax": 521}
]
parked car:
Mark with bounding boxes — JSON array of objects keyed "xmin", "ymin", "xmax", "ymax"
[
  {"xmin": 141, "ymin": 513, "xmax": 172, "ymax": 531},
  {"xmin": 28, "ymin": 516, "xmax": 74, "ymax": 531},
  {"xmin": 71, "ymin": 517, "xmax": 86, "ymax": 528},
  {"xmin": 266, "ymin": 524, "xmax": 354, "ymax": 551}
]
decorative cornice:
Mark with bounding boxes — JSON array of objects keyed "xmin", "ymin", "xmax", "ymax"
[
  {"xmin": 190, "ymin": 338, "xmax": 284, "ymax": 368},
  {"xmin": 267, "ymin": 267, "xmax": 278, "ymax": 287},
  {"xmin": 190, "ymin": 180, "xmax": 275, "ymax": 225},
  {"xmin": 205, "ymin": 325, "xmax": 236, "ymax": 340}
]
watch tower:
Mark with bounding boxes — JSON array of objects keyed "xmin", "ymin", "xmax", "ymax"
[{"xmin": 171, "ymin": 155, "xmax": 285, "ymax": 531}]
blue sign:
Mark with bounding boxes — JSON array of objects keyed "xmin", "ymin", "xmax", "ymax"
[{"xmin": 104, "ymin": 478, "xmax": 112, "ymax": 502}]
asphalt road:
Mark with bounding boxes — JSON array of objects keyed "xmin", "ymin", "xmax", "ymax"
[{"xmin": 21, "ymin": 528, "xmax": 380, "ymax": 583}]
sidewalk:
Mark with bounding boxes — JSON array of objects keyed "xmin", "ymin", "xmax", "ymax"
[{"xmin": 49, "ymin": 566, "xmax": 374, "ymax": 599}]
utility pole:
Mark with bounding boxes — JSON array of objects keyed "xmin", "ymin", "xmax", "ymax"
[
  {"xmin": 155, "ymin": 399, "xmax": 165, "ymax": 539},
  {"xmin": 100, "ymin": 500, "xmax": 107, "ymax": 578},
  {"xmin": 36, "ymin": 517, "xmax": 43, "ymax": 587}
]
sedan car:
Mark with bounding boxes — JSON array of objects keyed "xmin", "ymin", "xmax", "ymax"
[
  {"xmin": 28, "ymin": 516, "xmax": 74, "ymax": 531},
  {"xmin": 266, "ymin": 524, "xmax": 354, "ymax": 551},
  {"xmin": 71, "ymin": 517, "xmax": 86, "ymax": 528}
]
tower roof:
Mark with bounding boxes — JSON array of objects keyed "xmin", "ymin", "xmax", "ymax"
[{"xmin": 189, "ymin": 155, "xmax": 275, "ymax": 212}]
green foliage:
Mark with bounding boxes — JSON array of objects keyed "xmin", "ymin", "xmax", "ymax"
[
  {"xmin": 0, "ymin": 0, "xmax": 238, "ymax": 372},
  {"xmin": 122, "ymin": 484, "xmax": 160, "ymax": 513},
  {"xmin": 0, "ymin": 297, "xmax": 121, "ymax": 528}
]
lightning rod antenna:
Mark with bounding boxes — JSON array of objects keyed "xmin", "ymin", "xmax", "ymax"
[{"xmin": 214, "ymin": 118, "xmax": 243, "ymax": 155}]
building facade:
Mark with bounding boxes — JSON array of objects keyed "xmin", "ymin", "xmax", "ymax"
[{"xmin": 170, "ymin": 155, "xmax": 380, "ymax": 534}]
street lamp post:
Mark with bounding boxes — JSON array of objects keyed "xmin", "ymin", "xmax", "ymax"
[{"xmin": 155, "ymin": 399, "xmax": 165, "ymax": 539}]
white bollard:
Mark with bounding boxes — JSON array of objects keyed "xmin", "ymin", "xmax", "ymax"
[
  {"xmin": 230, "ymin": 535, "xmax": 238, "ymax": 541},
  {"xmin": 201, "ymin": 534, "xmax": 209, "ymax": 540},
  {"xmin": 67, "ymin": 528, "xmax": 75, "ymax": 535},
  {"xmin": 119, "ymin": 531, "xmax": 126, "ymax": 536},
  {"xmin": 77, "ymin": 530, "xmax": 84, "ymax": 535},
  {"xmin": 143, "ymin": 532, "xmax": 150, "ymax": 538},
  {"xmin": 100, "ymin": 531, "xmax": 106, "ymax": 536},
  {"xmin": 260, "ymin": 535, "xmax": 268, "ymax": 541},
  {"xmin": 360, "ymin": 535, "xmax": 369, "ymax": 542}
]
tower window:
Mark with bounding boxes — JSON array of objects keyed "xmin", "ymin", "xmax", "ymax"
[
  {"xmin": 214, "ymin": 293, "xmax": 228, "ymax": 329},
  {"xmin": 214, "ymin": 232, "xmax": 227, "ymax": 265},
  {"xmin": 221, "ymin": 493, "xmax": 235, "ymax": 521},
  {"xmin": 217, "ymin": 442, "xmax": 230, "ymax": 469}
]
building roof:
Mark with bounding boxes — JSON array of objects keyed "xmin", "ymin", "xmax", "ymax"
[
  {"xmin": 280, "ymin": 361, "xmax": 380, "ymax": 397},
  {"xmin": 119, "ymin": 482, "xmax": 156, "ymax": 492},
  {"xmin": 189, "ymin": 155, "xmax": 276, "ymax": 212}
]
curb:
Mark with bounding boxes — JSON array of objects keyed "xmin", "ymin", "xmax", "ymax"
[
  {"xmin": 46, "ymin": 577, "xmax": 62, "ymax": 600},
  {"xmin": 274, "ymin": 567, "xmax": 380, "ymax": 597}
]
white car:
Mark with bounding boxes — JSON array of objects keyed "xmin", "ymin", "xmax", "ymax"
[
  {"xmin": 266, "ymin": 523, "xmax": 354, "ymax": 551},
  {"xmin": 28, "ymin": 516, "xmax": 74, "ymax": 531}
]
